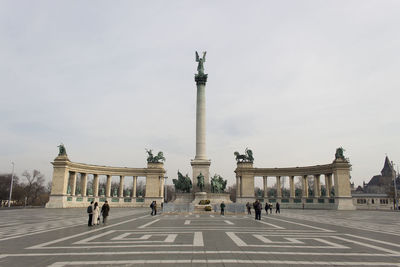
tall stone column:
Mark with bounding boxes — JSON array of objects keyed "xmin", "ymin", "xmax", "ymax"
[
  {"xmin": 81, "ymin": 173, "xmax": 87, "ymax": 197},
  {"xmin": 333, "ymin": 158, "xmax": 355, "ymax": 210},
  {"xmin": 289, "ymin": 176, "xmax": 295, "ymax": 198},
  {"xmin": 70, "ymin": 172, "xmax": 77, "ymax": 196},
  {"xmin": 106, "ymin": 175, "xmax": 111, "ymax": 197},
  {"xmin": 191, "ymin": 51, "xmax": 211, "ymax": 188},
  {"xmin": 276, "ymin": 176, "xmax": 282, "ymax": 198},
  {"xmin": 236, "ymin": 175, "xmax": 241, "ymax": 197},
  {"xmin": 133, "ymin": 176, "xmax": 137, "ymax": 198},
  {"xmin": 302, "ymin": 175, "xmax": 309, "ymax": 198},
  {"xmin": 263, "ymin": 176, "xmax": 268, "ymax": 198},
  {"xmin": 93, "ymin": 174, "xmax": 99, "ymax": 197},
  {"xmin": 159, "ymin": 176, "xmax": 165, "ymax": 198},
  {"xmin": 119, "ymin": 176, "xmax": 124, "ymax": 197},
  {"xmin": 314, "ymin": 174, "xmax": 321, "ymax": 198},
  {"xmin": 325, "ymin": 174, "xmax": 332, "ymax": 197}
]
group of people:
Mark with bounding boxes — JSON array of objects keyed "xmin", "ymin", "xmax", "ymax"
[
  {"xmin": 87, "ymin": 200, "xmax": 110, "ymax": 226},
  {"xmin": 246, "ymin": 201, "xmax": 280, "ymax": 220}
]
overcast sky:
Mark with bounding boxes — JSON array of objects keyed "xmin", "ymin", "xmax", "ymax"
[{"xmin": 1, "ymin": 1, "xmax": 399, "ymax": 188}]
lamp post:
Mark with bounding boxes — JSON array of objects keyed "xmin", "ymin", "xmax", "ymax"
[
  {"xmin": 8, "ymin": 162, "xmax": 15, "ymax": 208},
  {"xmin": 394, "ymin": 165, "xmax": 399, "ymax": 211}
]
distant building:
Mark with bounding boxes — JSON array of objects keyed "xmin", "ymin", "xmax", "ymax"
[{"xmin": 352, "ymin": 156, "xmax": 399, "ymax": 210}]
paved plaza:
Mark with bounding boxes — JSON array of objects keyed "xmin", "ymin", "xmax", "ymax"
[{"xmin": 0, "ymin": 208, "xmax": 399, "ymax": 266}]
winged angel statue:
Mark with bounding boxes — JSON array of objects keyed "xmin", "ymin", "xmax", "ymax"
[{"xmin": 195, "ymin": 51, "xmax": 207, "ymax": 76}]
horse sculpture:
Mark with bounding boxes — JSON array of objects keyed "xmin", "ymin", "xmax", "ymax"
[
  {"xmin": 234, "ymin": 148, "xmax": 254, "ymax": 163},
  {"xmin": 146, "ymin": 149, "xmax": 166, "ymax": 163},
  {"xmin": 210, "ymin": 174, "xmax": 227, "ymax": 193},
  {"xmin": 173, "ymin": 171, "xmax": 192, "ymax": 193}
]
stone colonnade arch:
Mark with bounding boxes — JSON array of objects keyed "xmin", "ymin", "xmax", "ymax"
[
  {"xmin": 46, "ymin": 154, "xmax": 166, "ymax": 208},
  {"xmin": 235, "ymin": 157, "xmax": 355, "ymax": 210}
]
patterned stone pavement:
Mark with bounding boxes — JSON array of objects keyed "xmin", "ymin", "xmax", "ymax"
[{"xmin": 0, "ymin": 208, "xmax": 399, "ymax": 266}]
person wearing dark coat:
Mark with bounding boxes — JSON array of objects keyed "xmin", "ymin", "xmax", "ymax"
[
  {"xmin": 220, "ymin": 201, "xmax": 226, "ymax": 216},
  {"xmin": 101, "ymin": 201, "xmax": 110, "ymax": 224},
  {"xmin": 87, "ymin": 201, "xmax": 94, "ymax": 226},
  {"xmin": 246, "ymin": 202, "xmax": 251, "ymax": 215},
  {"xmin": 276, "ymin": 202, "xmax": 280, "ymax": 214},
  {"xmin": 253, "ymin": 200, "xmax": 262, "ymax": 220},
  {"xmin": 265, "ymin": 202, "xmax": 269, "ymax": 215}
]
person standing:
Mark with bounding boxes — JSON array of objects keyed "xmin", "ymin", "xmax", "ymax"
[
  {"xmin": 265, "ymin": 202, "xmax": 269, "ymax": 215},
  {"xmin": 246, "ymin": 202, "xmax": 251, "ymax": 215},
  {"xmin": 269, "ymin": 203, "xmax": 273, "ymax": 214},
  {"xmin": 276, "ymin": 202, "xmax": 280, "ymax": 214},
  {"xmin": 254, "ymin": 200, "xmax": 261, "ymax": 220},
  {"xmin": 87, "ymin": 201, "xmax": 94, "ymax": 226},
  {"xmin": 101, "ymin": 201, "xmax": 110, "ymax": 224},
  {"xmin": 92, "ymin": 202, "xmax": 100, "ymax": 226},
  {"xmin": 220, "ymin": 201, "xmax": 226, "ymax": 216}
]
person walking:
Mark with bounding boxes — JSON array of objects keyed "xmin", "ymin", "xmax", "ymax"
[
  {"xmin": 276, "ymin": 202, "xmax": 280, "ymax": 214},
  {"xmin": 269, "ymin": 203, "xmax": 273, "ymax": 214},
  {"xmin": 153, "ymin": 201, "xmax": 157, "ymax": 216},
  {"xmin": 265, "ymin": 202, "xmax": 269, "ymax": 215},
  {"xmin": 220, "ymin": 201, "xmax": 226, "ymax": 216},
  {"xmin": 101, "ymin": 201, "xmax": 110, "ymax": 225},
  {"xmin": 246, "ymin": 202, "xmax": 251, "ymax": 215},
  {"xmin": 92, "ymin": 202, "xmax": 100, "ymax": 226},
  {"xmin": 150, "ymin": 201, "xmax": 155, "ymax": 216},
  {"xmin": 87, "ymin": 201, "xmax": 94, "ymax": 226}
]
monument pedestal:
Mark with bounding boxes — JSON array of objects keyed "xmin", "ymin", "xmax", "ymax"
[{"xmin": 191, "ymin": 159, "xmax": 211, "ymax": 190}]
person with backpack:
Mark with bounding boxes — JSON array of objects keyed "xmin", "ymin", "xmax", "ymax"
[
  {"xmin": 87, "ymin": 201, "xmax": 94, "ymax": 226},
  {"xmin": 101, "ymin": 201, "xmax": 110, "ymax": 224}
]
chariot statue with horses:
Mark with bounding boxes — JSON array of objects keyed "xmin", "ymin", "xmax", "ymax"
[
  {"xmin": 234, "ymin": 148, "xmax": 254, "ymax": 163},
  {"xmin": 146, "ymin": 149, "xmax": 166, "ymax": 163}
]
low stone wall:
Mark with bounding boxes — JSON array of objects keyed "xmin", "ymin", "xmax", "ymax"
[
  {"xmin": 163, "ymin": 203, "xmax": 245, "ymax": 214},
  {"xmin": 173, "ymin": 193, "xmax": 194, "ymax": 204}
]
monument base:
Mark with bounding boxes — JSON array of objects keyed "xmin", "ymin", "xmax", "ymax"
[
  {"xmin": 335, "ymin": 197, "xmax": 356, "ymax": 210},
  {"xmin": 191, "ymin": 159, "xmax": 211, "ymax": 191}
]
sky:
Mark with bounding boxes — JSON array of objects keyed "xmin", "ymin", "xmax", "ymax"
[{"xmin": 1, "ymin": 1, "xmax": 399, "ymax": 188}]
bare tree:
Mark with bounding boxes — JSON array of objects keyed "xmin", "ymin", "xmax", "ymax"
[{"xmin": 22, "ymin": 170, "xmax": 46, "ymax": 205}]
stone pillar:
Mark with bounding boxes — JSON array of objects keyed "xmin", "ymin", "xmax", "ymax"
[
  {"xmin": 106, "ymin": 175, "xmax": 111, "ymax": 197},
  {"xmin": 81, "ymin": 173, "xmax": 87, "ymax": 197},
  {"xmin": 314, "ymin": 174, "xmax": 321, "ymax": 198},
  {"xmin": 145, "ymin": 162, "xmax": 165, "ymax": 203},
  {"xmin": 93, "ymin": 174, "xmax": 99, "ymax": 197},
  {"xmin": 236, "ymin": 175, "xmax": 241, "ymax": 197},
  {"xmin": 70, "ymin": 172, "xmax": 77, "ymax": 196},
  {"xmin": 133, "ymin": 176, "xmax": 137, "ymax": 198},
  {"xmin": 46, "ymin": 155, "xmax": 70, "ymax": 208},
  {"xmin": 333, "ymin": 159, "xmax": 355, "ymax": 210},
  {"xmin": 276, "ymin": 176, "xmax": 282, "ymax": 198},
  {"xmin": 289, "ymin": 176, "xmax": 295, "ymax": 198},
  {"xmin": 235, "ymin": 162, "xmax": 255, "ymax": 203},
  {"xmin": 325, "ymin": 174, "xmax": 332, "ymax": 197},
  {"xmin": 263, "ymin": 176, "xmax": 268, "ymax": 198},
  {"xmin": 119, "ymin": 176, "xmax": 124, "ymax": 197},
  {"xmin": 195, "ymin": 76, "xmax": 207, "ymax": 161},
  {"xmin": 159, "ymin": 176, "xmax": 165, "ymax": 198},
  {"xmin": 302, "ymin": 175, "xmax": 309, "ymax": 198}
]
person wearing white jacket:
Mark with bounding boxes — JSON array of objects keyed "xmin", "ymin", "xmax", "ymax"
[{"xmin": 92, "ymin": 202, "xmax": 100, "ymax": 226}]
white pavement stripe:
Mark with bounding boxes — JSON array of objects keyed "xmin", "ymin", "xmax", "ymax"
[
  {"xmin": 184, "ymin": 220, "xmax": 190, "ymax": 225},
  {"xmin": 138, "ymin": 219, "xmax": 160, "ymax": 228},
  {"xmin": 46, "ymin": 260, "xmax": 400, "ymax": 266},
  {"xmin": 27, "ymin": 215, "xmax": 149, "ymax": 249},
  {"xmin": 193, "ymin": 232, "xmax": 204, "ymax": 246},
  {"xmin": 226, "ymin": 232, "xmax": 247, "ymax": 246},
  {"xmin": 74, "ymin": 231, "xmax": 115, "ymax": 244},
  {"xmin": 345, "ymin": 234, "xmax": 400, "ymax": 248},
  {"xmin": 331, "ymin": 236, "xmax": 400, "ymax": 255},
  {"xmin": 266, "ymin": 216, "xmax": 334, "ymax": 232},
  {"xmin": 2, "ymin": 251, "xmax": 400, "ymax": 257},
  {"xmin": 256, "ymin": 220, "xmax": 285, "ymax": 229},
  {"xmin": 224, "ymin": 220, "xmax": 234, "ymax": 225}
]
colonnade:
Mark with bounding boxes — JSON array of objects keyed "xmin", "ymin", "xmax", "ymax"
[
  {"xmin": 67, "ymin": 173, "xmax": 148, "ymax": 198},
  {"xmin": 255, "ymin": 174, "xmax": 333, "ymax": 199},
  {"xmin": 235, "ymin": 156, "xmax": 355, "ymax": 210},
  {"xmin": 46, "ymin": 154, "xmax": 166, "ymax": 208}
]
